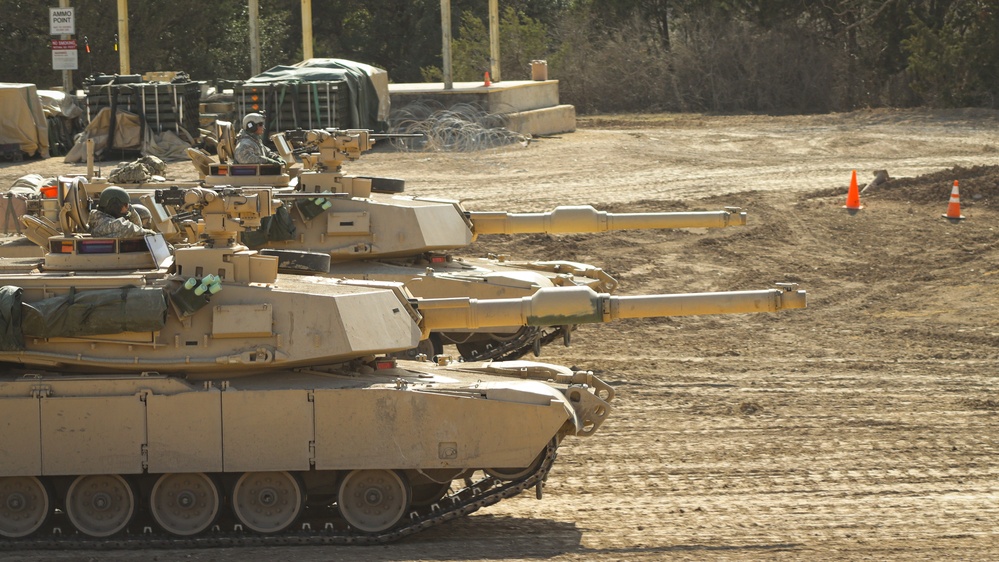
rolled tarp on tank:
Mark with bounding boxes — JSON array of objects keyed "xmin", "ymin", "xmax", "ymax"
[
  {"xmin": 0, "ymin": 286, "xmax": 25, "ymax": 351},
  {"xmin": 21, "ymin": 286, "xmax": 167, "ymax": 339},
  {"xmin": 0, "ymin": 83, "xmax": 50, "ymax": 158}
]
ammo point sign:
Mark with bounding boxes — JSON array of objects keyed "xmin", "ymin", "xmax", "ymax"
[{"xmin": 50, "ymin": 7, "xmax": 75, "ymax": 35}]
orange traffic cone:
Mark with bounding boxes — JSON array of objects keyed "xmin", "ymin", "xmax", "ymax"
[
  {"xmin": 844, "ymin": 170, "xmax": 863, "ymax": 211},
  {"xmin": 484, "ymin": 72, "xmax": 491, "ymax": 86},
  {"xmin": 942, "ymin": 180, "xmax": 965, "ymax": 221}
]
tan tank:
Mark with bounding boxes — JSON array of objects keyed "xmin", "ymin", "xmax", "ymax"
[{"xmin": 0, "ymin": 183, "xmax": 806, "ymax": 544}]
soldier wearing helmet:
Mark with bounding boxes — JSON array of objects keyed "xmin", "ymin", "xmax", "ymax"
[
  {"xmin": 234, "ymin": 112, "xmax": 285, "ymax": 166},
  {"xmin": 88, "ymin": 186, "xmax": 155, "ymax": 238}
]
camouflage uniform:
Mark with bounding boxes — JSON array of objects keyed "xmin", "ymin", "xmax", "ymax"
[
  {"xmin": 234, "ymin": 130, "xmax": 284, "ymax": 165},
  {"xmin": 88, "ymin": 209, "xmax": 151, "ymax": 238}
]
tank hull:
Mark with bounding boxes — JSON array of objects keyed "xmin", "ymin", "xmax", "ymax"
[
  {"xmin": 0, "ymin": 360, "xmax": 605, "ymax": 540},
  {"xmin": 0, "ymin": 362, "xmax": 579, "ymax": 477}
]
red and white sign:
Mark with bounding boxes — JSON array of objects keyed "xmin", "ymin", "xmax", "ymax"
[{"xmin": 52, "ymin": 39, "xmax": 78, "ymax": 71}]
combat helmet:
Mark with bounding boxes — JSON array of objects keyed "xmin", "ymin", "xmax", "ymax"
[
  {"xmin": 242, "ymin": 112, "xmax": 266, "ymax": 132},
  {"xmin": 97, "ymin": 186, "xmax": 131, "ymax": 217}
]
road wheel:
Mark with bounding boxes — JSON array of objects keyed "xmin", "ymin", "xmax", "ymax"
[
  {"xmin": 338, "ymin": 469, "xmax": 410, "ymax": 533},
  {"xmin": 231, "ymin": 471, "xmax": 304, "ymax": 534},
  {"xmin": 0, "ymin": 476, "xmax": 50, "ymax": 538},
  {"xmin": 150, "ymin": 472, "xmax": 220, "ymax": 536},
  {"xmin": 65, "ymin": 474, "xmax": 135, "ymax": 537}
]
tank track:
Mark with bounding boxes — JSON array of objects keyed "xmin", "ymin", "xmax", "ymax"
[{"xmin": 0, "ymin": 441, "xmax": 558, "ymax": 550}]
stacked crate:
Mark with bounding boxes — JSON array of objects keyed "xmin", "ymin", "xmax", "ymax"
[
  {"xmin": 224, "ymin": 80, "xmax": 350, "ymax": 135},
  {"xmin": 198, "ymin": 101, "xmax": 236, "ymax": 129},
  {"xmin": 84, "ymin": 80, "xmax": 203, "ymax": 139}
]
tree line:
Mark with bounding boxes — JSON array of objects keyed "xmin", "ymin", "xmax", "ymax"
[{"xmin": 1, "ymin": 0, "xmax": 995, "ymax": 114}]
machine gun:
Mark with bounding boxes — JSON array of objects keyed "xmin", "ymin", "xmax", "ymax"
[
  {"xmin": 277, "ymin": 128, "xmax": 423, "ymax": 172},
  {"xmin": 262, "ymin": 129, "xmax": 419, "ymax": 196},
  {"xmin": 154, "ymin": 186, "xmax": 277, "ymax": 247}
]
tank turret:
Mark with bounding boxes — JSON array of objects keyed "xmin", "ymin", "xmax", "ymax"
[
  {"xmin": 256, "ymin": 198, "xmax": 747, "ymax": 258},
  {"xmin": 0, "ymin": 274, "xmax": 804, "ymax": 377},
  {"xmin": 252, "ymin": 129, "xmax": 749, "ymax": 257}
]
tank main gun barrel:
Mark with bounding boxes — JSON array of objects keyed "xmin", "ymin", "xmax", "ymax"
[
  {"xmin": 415, "ymin": 283, "xmax": 805, "ymax": 333},
  {"xmin": 467, "ymin": 206, "xmax": 747, "ymax": 236},
  {"xmin": 370, "ymin": 133, "xmax": 425, "ymax": 140}
]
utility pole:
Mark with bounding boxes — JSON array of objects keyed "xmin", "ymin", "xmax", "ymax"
[
  {"xmin": 117, "ymin": 0, "xmax": 130, "ymax": 74},
  {"xmin": 249, "ymin": 0, "xmax": 261, "ymax": 75},
  {"xmin": 302, "ymin": 0, "xmax": 313, "ymax": 61},
  {"xmin": 488, "ymin": 0, "xmax": 500, "ymax": 82},
  {"xmin": 440, "ymin": 0, "xmax": 452, "ymax": 89}
]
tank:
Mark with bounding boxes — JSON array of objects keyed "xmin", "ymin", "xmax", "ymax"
[
  {"xmin": 71, "ymin": 127, "xmax": 749, "ymax": 361},
  {"xmin": 0, "ymin": 183, "xmax": 806, "ymax": 544}
]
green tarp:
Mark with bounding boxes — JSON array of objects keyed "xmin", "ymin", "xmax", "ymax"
[
  {"xmin": 0, "ymin": 286, "xmax": 24, "ymax": 351},
  {"xmin": 22, "ymin": 286, "xmax": 167, "ymax": 338}
]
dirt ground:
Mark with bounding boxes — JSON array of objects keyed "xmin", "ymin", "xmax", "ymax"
[{"xmin": 2, "ymin": 108, "xmax": 998, "ymax": 561}]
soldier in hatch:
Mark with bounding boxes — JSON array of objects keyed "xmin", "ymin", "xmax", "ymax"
[
  {"xmin": 233, "ymin": 112, "xmax": 285, "ymax": 166},
  {"xmin": 88, "ymin": 186, "xmax": 155, "ymax": 238}
]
